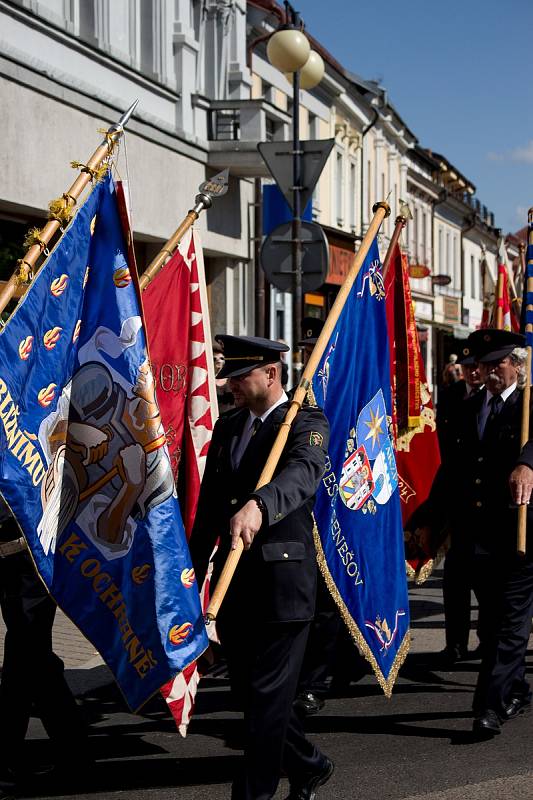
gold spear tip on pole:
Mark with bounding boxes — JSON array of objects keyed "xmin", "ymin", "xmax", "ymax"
[{"xmin": 398, "ymin": 199, "xmax": 413, "ymax": 221}]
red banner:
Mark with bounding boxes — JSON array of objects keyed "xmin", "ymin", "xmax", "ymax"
[{"xmin": 385, "ymin": 244, "xmax": 442, "ymax": 582}]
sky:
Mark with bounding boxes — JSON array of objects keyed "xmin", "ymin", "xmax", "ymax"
[{"xmin": 301, "ymin": 0, "xmax": 533, "ymax": 234}]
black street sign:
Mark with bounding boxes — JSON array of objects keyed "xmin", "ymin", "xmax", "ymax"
[
  {"xmin": 260, "ymin": 220, "xmax": 329, "ymax": 293},
  {"xmin": 258, "ymin": 139, "xmax": 335, "ymax": 214}
]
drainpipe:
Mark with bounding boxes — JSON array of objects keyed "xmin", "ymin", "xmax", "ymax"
[
  {"xmin": 460, "ymin": 212, "xmax": 477, "ymax": 330},
  {"xmin": 359, "ymin": 105, "xmax": 379, "ymax": 239},
  {"xmin": 430, "ymin": 187, "xmax": 447, "ymax": 396}
]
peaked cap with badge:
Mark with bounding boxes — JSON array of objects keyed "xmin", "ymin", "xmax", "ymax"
[
  {"xmin": 458, "ymin": 332, "xmax": 479, "ymax": 365},
  {"xmin": 215, "ymin": 334, "xmax": 289, "ymax": 379},
  {"xmin": 466, "ymin": 328, "xmax": 525, "ymax": 364},
  {"xmin": 298, "ymin": 316, "xmax": 324, "ymax": 347}
]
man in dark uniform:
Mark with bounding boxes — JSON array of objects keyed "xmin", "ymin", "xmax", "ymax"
[
  {"xmin": 427, "ymin": 329, "xmax": 533, "ymax": 737},
  {"xmin": 0, "ymin": 500, "xmax": 89, "ymax": 790},
  {"xmin": 189, "ymin": 335, "xmax": 333, "ymax": 800},
  {"xmin": 294, "ymin": 319, "xmax": 366, "ymax": 716},
  {"xmin": 436, "ymin": 339, "xmax": 484, "ymax": 664}
]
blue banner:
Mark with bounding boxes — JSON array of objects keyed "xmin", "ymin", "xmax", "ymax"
[
  {"xmin": 0, "ymin": 174, "xmax": 207, "ymax": 710},
  {"xmin": 524, "ymin": 212, "xmax": 533, "ymax": 369},
  {"xmin": 312, "ymin": 237, "xmax": 409, "ymax": 696}
]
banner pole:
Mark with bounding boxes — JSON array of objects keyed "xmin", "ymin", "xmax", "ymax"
[
  {"xmin": 0, "ymin": 101, "xmax": 139, "ymax": 317},
  {"xmin": 205, "ymin": 201, "xmax": 391, "ymax": 623},
  {"xmin": 139, "ymin": 170, "xmax": 229, "ymax": 292},
  {"xmin": 382, "ymin": 214, "xmax": 407, "ymax": 280},
  {"xmin": 517, "ymin": 208, "xmax": 533, "ymax": 555}
]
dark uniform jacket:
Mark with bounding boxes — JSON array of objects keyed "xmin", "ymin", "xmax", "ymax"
[
  {"xmin": 429, "ymin": 386, "xmax": 533, "ymax": 557},
  {"xmin": 189, "ymin": 400, "xmax": 329, "ymax": 624}
]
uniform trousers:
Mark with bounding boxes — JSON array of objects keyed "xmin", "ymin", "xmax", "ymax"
[
  {"xmin": 218, "ymin": 615, "xmax": 325, "ymax": 800},
  {"xmin": 471, "ymin": 551, "xmax": 533, "ymax": 716},
  {"xmin": 298, "ymin": 578, "xmax": 341, "ymax": 696},
  {"xmin": 0, "ymin": 551, "xmax": 87, "ymax": 768}
]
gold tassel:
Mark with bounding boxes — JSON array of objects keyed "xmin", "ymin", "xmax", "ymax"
[
  {"xmin": 48, "ymin": 193, "xmax": 76, "ymax": 226},
  {"xmin": 15, "ymin": 260, "xmax": 33, "ymax": 285},
  {"xmin": 97, "ymin": 127, "xmax": 118, "ymax": 150},
  {"xmin": 70, "ymin": 161, "xmax": 109, "ymax": 183},
  {"xmin": 22, "ymin": 227, "xmax": 47, "ymax": 252}
]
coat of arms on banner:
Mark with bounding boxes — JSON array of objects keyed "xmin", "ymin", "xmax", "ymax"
[
  {"xmin": 340, "ymin": 445, "xmax": 374, "ymax": 510},
  {"xmin": 338, "ymin": 389, "xmax": 399, "ymax": 515}
]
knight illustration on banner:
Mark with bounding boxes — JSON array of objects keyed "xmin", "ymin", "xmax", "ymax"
[{"xmin": 0, "ymin": 171, "xmax": 208, "ymax": 711}]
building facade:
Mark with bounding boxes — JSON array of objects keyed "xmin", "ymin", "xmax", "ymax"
[{"xmin": 0, "ymin": 0, "xmax": 521, "ymax": 392}]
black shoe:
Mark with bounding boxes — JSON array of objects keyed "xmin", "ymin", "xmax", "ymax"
[
  {"xmin": 293, "ymin": 691, "xmax": 325, "ymax": 716},
  {"xmin": 439, "ymin": 646, "xmax": 468, "ymax": 667},
  {"xmin": 472, "ymin": 709, "xmax": 501, "ymax": 738},
  {"xmin": 502, "ymin": 693, "xmax": 532, "ymax": 721},
  {"xmin": 285, "ymin": 758, "xmax": 334, "ymax": 800}
]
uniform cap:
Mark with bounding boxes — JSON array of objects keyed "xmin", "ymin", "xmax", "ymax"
[
  {"xmin": 215, "ymin": 335, "xmax": 289, "ymax": 379},
  {"xmin": 467, "ymin": 328, "xmax": 525, "ymax": 363},
  {"xmin": 298, "ymin": 316, "xmax": 324, "ymax": 347}
]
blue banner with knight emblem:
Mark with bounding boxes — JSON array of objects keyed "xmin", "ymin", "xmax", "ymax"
[
  {"xmin": 312, "ymin": 237, "xmax": 409, "ymax": 696},
  {"xmin": 523, "ymin": 210, "xmax": 533, "ymax": 369},
  {"xmin": 0, "ymin": 173, "xmax": 207, "ymax": 710}
]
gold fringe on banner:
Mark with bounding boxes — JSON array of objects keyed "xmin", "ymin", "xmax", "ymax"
[
  {"xmin": 48, "ymin": 193, "xmax": 77, "ymax": 226},
  {"xmin": 70, "ymin": 161, "xmax": 108, "ymax": 183},
  {"xmin": 313, "ymin": 520, "xmax": 410, "ymax": 698}
]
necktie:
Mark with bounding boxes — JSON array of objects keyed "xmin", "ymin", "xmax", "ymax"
[
  {"xmin": 483, "ymin": 394, "xmax": 503, "ymax": 439},
  {"xmin": 251, "ymin": 417, "xmax": 262, "ymax": 436}
]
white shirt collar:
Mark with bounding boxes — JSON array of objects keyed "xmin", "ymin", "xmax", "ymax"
[
  {"xmin": 248, "ymin": 391, "xmax": 288, "ymax": 427},
  {"xmin": 485, "ymin": 382, "xmax": 517, "ymax": 405}
]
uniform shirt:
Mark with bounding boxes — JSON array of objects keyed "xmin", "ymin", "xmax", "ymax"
[
  {"xmin": 231, "ymin": 391, "xmax": 288, "ymax": 469},
  {"xmin": 477, "ymin": 382, "xmax": 516, "ymax": 439}
]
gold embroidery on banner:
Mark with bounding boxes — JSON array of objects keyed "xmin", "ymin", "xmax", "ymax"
[{"xmin": 313, "ymin": 517, "xmax": 410, "ymax": 698}]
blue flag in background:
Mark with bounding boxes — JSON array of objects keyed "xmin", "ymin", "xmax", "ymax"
[
  {"xmin": 523, "ymin": 210, "xmax": 533, "ymax": 367},
  {"xmin": 0, "ymin": 173, "xmax": 207, "ymax": 710},
  {"xmin": 312, "ymin": 237, "xmax": 409, "ymax": 696}
]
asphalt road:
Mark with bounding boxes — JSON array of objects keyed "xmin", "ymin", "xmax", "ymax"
[{"xmin": 4, "ymin": 571, "xmax": 533, "ymax": 800}]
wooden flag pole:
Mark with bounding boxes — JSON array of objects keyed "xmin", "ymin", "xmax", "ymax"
[
  {"xmin": 0, "ymin": 101, "xmax": 139, "ymax": 317},
  {"xmin": 139, "ymin": 170, "xmax": 229, "ymax": 292},
  {"xmin": 382, "ymin": 214, "xmax": 407, "ymax": 280},
  {"xmin": 205, "ymin": 201, "xmax": 391, "ymax": 623},
  {"xmin": 495, "ymin": 263, "xmax": 505, "ymax": 330},
  {"xmin": 517, "ymin": 209, "xmax": 533, "ymax": 555}
]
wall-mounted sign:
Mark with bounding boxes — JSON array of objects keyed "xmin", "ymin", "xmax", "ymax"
[{"xmin": 408, "ymin": 263, "xmax": 430, "ymax": 279}]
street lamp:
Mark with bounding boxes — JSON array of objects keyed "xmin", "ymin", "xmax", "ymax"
[{"xmin": 266, "ymin": 1, "xmax": 324, "ymax": 384}]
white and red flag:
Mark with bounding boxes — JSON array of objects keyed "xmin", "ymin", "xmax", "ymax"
[
  {"xmin": 496, "ymin": 239, "xmax": 520, "ymax": 332},
  {"xmin": 143, "ymin": 228, "xmax": 217, "ymax": 735}
]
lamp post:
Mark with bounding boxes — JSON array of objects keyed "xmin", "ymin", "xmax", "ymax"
[{"xmin": 266, "ymin": 2, "xmax": 324, "ymax": 383}]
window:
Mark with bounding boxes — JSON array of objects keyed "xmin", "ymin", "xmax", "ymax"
[
  {"xmin": 470, "ymin": 254, "xmax": 476, "ymax": 299},
  {"xmin": 422, "ymin": 211, "xmax": 427, "ymax": 263},
  {"xmin": 349, "ymin": 161, "xmax": 357, "ymax": 230},
  {"xmin": 262, "ymin": 80, "xmax": 274, "ymax": 104},
  {"xmin": 79, "ymin": 0, "xmax": 97, "ymax": 46},
  {"xmin": 336, "ymin": 152, "xmax": 344, "ymax": 225},
  {"xmin": 308, "ymin": 113, "xmax": 318, "ymax": 139},
  {"xmin": 140, "ymin": 0, "xmax": 155, "ymax": 78},
  {"xmin": 367, "ymin": 161, "xmax": 372, "ymax": 220}
]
